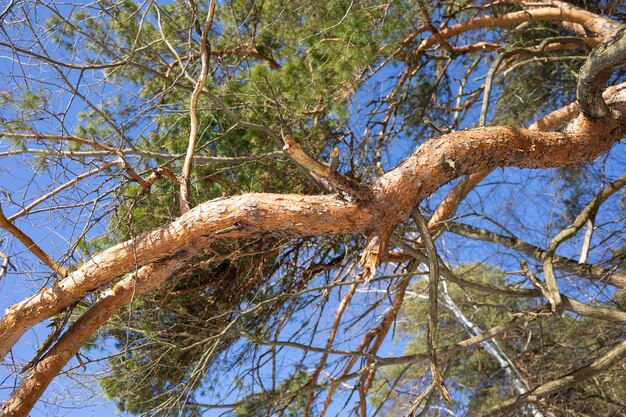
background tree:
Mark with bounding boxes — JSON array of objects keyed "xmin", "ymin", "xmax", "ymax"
[{"xmin": 1, "ymin": 1, "xmax": 625, "ymax": 416}]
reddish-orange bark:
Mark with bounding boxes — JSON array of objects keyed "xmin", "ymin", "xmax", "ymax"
[
  {"xmin": 2, "ymin": 3, "xmax": 626, "ymax": 415},
  {"xmin": 1, "ymin": 257, "xmax": 188, "ymax": 417},
  {"xmin": 418, "ymin": 5, "xmax": 621, "ymax": 52},
  {"xmin": 2, "ymin": 104, "xmax": 626, "ymax": 362}
]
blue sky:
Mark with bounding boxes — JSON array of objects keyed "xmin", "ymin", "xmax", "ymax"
[{"xmin": 2, "ymin": 1, "xmax": 626, "ymax": 416}]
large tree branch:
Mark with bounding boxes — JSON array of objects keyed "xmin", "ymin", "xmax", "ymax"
[
  {"xmin": 2, "ymin": 99, "xmax": 626, "ymax": 360},
  {"xmin": 417, "ymin": 5, "xmax": 622, "ymax": 53},
  {"xmin": 1, "ymin": 253, "xmax": 190, "ymax": 417},
  {"xmin": 0, "ymin": 194, "xmax": 371, "ymax": 359},
  {"xmin": 370, "ymin": 105, "xmax": 626, "ymax": 228},
  {"xmin": 520, "ymin": 1, "xmax": 624, "ymax": 38}
]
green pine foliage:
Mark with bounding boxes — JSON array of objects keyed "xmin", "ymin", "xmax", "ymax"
[{"xmin": 4, "ymin": 0, "xmax": 625, "ymax": 415}]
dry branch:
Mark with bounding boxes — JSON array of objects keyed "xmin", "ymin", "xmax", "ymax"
[
  {"xmin": 446, "ymin": 222, "xmax": 626, "ymax": 289},
  {"xmin": 0, "ymin": 206, "xmax": 69, "ymax": 279},
  {"xmin": 180, "ymin": 0, "xmax": 217, "ymax": 214},
  {"xmin": 2, "ymin": 3, "xmax": 626, "ymax": 415},
  {"xmin": 483, "ymin": 338, "xmax": 626, "ymax": 416}
]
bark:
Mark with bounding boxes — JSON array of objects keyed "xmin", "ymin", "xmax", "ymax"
[
  {"xmin": 3, "ymin": 6, "xmax": 626, "ymax": 414},
  {"xmin": 418, "ymin": 6, "xmax": 619, "ymax": 52},
  {"xmin": 0, "ymin": 254, "xmax": 190, "ymax": 417},
  {"xmin": 0, "ymin": 194, "xmax": 371, "ymax": 359},
  {"xmin": 2, "ymin": 102, "xmax": 626, "ymax": 360},
  {"xmin": 522, "ymin": 1, "xmax": 624, "ymax": 39},
  {"xmin": 578, "ymin": 28, "xmax": 626, "ymax": 117}
]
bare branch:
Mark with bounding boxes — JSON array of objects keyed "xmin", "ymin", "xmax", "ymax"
[
  {"xmin": 544, "ymin": 171, "xmax": 626, "ymax": 313},
  {"xmin": 446, "ymin": 221, "xmax": 626, "ymax": 289},
  {"xmin": 413, "ymin": 209, "xmax": 452, "ymax": 405},
  {"xmin": 484, "ymin": 338, "xmax": 626, "ymax": 416},
  {"xmin": 0, "ymin": 205, "xmax": 69, "ymax": 278},
  {"xmin": 180, "ymin": 0, "xmax": 217, "ymax": 214}
]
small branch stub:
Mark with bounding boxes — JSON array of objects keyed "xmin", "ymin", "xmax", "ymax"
[{"xmin": 282, "ymin": 136, "xmax": 371, "ymax": 202}]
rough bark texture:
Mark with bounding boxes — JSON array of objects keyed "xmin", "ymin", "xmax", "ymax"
[
  {"xmin": 1, "ymin": 254, "xmax": 190, "ymax": 417},
  {"xmin": 578, "ymin": 28, "xmax": 626, "ymax": 117},
  {"xmin": 0, "ymin": 194, "xmax": 372, "ymax": 359},
  {"xmin": 2, "ymin": 102, "xmax": 625, "ymax": 361},
  {"xmin": 3, "ymin": 3, "xmax": 626, "ymax": 415}
]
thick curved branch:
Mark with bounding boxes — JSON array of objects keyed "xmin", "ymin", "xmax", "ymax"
[
  {"xmin": 0, "ymin": 254, "xmax": 190, "ymax": 417},
  {"xmin": 371, "ymin": 104, "xmax": 626, "ymax": 228},
  {"xmin": 2, "ymin": 100, "xmax": 626, "ymax": 360},
  {"xmin": 578, "ymin": 28, "xmax": 626, "ymax": 118},
  {"xmin": 418, "ymin": 6, "xmax": 619, "ymax": 53},
  {"xmin": 0, "ymin": 194, "xmax": 371, "ymax": 359},
  {"xmin": 520, "ymin": 1, "xmax": 624, "ymax": 38}
]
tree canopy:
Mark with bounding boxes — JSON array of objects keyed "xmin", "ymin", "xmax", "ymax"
[{"xmin": 1, "ymin": 1, "xmax": 625, "ymax": 416}]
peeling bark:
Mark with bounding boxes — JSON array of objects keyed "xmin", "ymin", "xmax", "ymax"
[
  {"xmin": 3, "ymin": 5, "xmax": 626, "ymax": 413},
  {"xmin": 2, "ymin": 102, "xmax": 626, "ymax": 361},
  {"xmin": 0, "ymin": 195, "xmax": 372, "ymax": 359}
]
